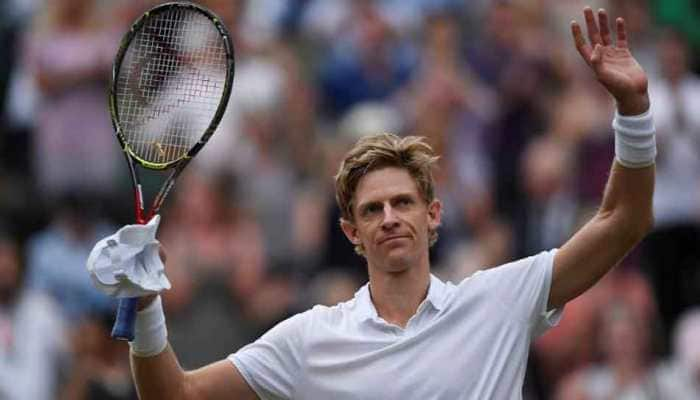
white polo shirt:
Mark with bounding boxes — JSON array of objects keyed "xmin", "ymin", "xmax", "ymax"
[{"xmin": 229, "ymin": 249, "xmax": 562, "ymax": 399}]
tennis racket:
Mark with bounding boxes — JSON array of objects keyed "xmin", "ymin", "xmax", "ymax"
[{"xmin": 108, "ymin": 1, "xmax": 235, "ymax": 341}]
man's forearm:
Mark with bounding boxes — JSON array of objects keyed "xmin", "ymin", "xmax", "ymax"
[
  {"xmin": 599, "ymin": 161, "xmax": 655, "ymax": 224},
  {"xmin": 550, "ymin": 160, "xmax": 654, "ymax": 308},
  {"xmin": 131, "ymin": 344, "xmax": 189, "ymax": 400},
  {"xmin": 130, "ymin": 295, "xmax": 189, "ymax": 400}
]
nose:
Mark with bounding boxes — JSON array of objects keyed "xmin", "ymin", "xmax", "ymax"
[{"xmin": 381, "ymin": 204, "xmax": 400, "ymax": 230}]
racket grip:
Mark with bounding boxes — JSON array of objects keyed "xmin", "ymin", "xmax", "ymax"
[{"xmin": 112, "ymin": 297, "xmax": 138, "ymax": 341}]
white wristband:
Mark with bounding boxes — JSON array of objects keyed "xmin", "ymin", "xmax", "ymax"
[
  {"xmin": 129, "ymin": 295, "xmax": 168, "ymax": 357},
  {"xmin": 613, "ymin": 108, "xmax": 656, "ymax": 168}
]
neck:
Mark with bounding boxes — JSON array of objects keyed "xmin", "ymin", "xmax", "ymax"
[{"xmin": 367, "ymin": 262, "xmax": 430, "ymax": 328}]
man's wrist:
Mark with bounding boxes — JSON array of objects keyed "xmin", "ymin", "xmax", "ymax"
[
  {"xmin": 613, "ymin": 107, "xmax": 656, "ymax": 168},
  {"xmin": 130, "ymin": 295, "xmax": 168, "ymax": 357},
  {"xmin": 615, "ymin": 92, "xmax": 650, "ymax": 116}
]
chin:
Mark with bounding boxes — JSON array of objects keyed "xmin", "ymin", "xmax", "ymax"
[
  {"xmin": 379, "ymin": 253, "xmax": 414, "ymax": 273},
  {"xmin": 384, "ymin": 262, "xmax": 411, "ymax": 273}
]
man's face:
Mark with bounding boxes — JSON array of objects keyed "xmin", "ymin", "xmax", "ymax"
[{"xmin": 341, "ymin": 167, "xmax": 441, "ymax": 272}]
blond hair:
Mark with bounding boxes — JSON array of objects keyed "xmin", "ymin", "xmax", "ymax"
[{"xmin": 334, "ymin": 133, "xmax": 440, "ymax": 255}]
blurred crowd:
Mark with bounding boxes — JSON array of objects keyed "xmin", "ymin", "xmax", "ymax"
[{"xmin": 0, "ymin": 0, "xmax": 699, "ymax": 399}]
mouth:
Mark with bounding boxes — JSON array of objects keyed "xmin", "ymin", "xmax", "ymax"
[{"xmin": 378, "ymin": 235, "xmax": 410, "ymax": 245}]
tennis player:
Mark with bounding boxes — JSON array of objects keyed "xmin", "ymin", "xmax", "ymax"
[{"xmin": 110, "ymin": 7, "xmax": 656, "ymax": 399}]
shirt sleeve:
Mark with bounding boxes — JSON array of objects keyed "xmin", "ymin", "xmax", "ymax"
[
  {"xmin": 475, "ymin": 249, "xmax": 563, "ymax": 337},
  {"xmin": 228, "ymin": 311, "xmax": 308, "ymax": 400}
]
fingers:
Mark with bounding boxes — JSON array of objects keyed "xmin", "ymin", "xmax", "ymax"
[
  {"xmin": 598, "ymin": 9, "xmax": 612, "ymax": 46},
  {"xmin": 590, "ymin": 44, "xmax": 603, "ymax": 66},
  {"xmin": 571, "ymin": 21, "xmax": 592, "ymax": 64},
  {"xmin": 583, "ymin": 7, "xmax": 602, "ymax": 45},
  {"xmin": 616, "ymin": 17, "xmax": 628, "ymax": 48},
  {"xmin": 573, "ymin": 6, "xmax": 624, "ymax": 63}
]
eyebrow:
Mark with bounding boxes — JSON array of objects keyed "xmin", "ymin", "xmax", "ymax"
[
  {"xmin": 356, "ymin": 192, "xmax": 418, "ymax": 213},
  {"xmin": 392, "ymin": 193, "xmax": 414, "ymax": 203}
]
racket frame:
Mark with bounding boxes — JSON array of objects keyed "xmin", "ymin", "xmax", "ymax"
[{"xmin": 107, "ymin": 1, "xmax": 235, "ymax": 341}]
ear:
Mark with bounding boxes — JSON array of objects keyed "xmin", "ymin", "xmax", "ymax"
[
  {"xmin": 427, "ymin": 199, "xmax": 442, "ymax": 231},
  {"xmin": 340, "ymin": 218, "xmax": 361, "ymax": 245}
]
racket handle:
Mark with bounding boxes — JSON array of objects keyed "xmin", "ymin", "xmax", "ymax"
[{"xmin": 112, "ymin": 297, "xmax": 138, "ymax": 341}]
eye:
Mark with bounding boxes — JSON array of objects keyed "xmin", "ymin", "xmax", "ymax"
[
  {"xmin": 361, "ymin": 203, "xmax": 382, "ymax": 217},
  {"xmin": 394, "ymin": 196, "xmax": 414, "ymax": 208}
]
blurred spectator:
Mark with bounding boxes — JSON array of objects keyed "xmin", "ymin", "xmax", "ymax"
[
  {"xmin": 642, "ymin": 28, "xmax": 700, "ymax": 349},
  {"xmin": 648, "ymin": 29, "xmax": 700, "ymax": 228},
  {"xmin": 318, "ymin": 0, "xmax": 417, "ymax": 118},
  {"xmin": 466, "ymin": 1, "xmax": 558, "ymax": 221},
  {"xmin": 555, "ymin": 300, "xmax": 670, "ymax": 399},
  {"xmin": 0, "ymin": 12, "xmax": 15, "ymax": 124},
  {"xmin": 0, "ymin": 232, "xmax": 69, "ymax": 400},
  {"xmin": 234, "ymin": 81, "xmax": 299, "ymax": 269},
  {"xmin": 655, "ymin": 307, "xmax": 700, "ymax": 399},
  {"xmin": 195, "ymin": 52, "xmax": 302, "ymax": 270},
  {"xmin": 464, "ymin": 1, "xmax": 520, "ymax": 88},
  {"xmin": 513, "ymin": 136, "xmax": 577, "ymax": 259},
  {"xmin": 274, "ymin": 44, "xmax": 329, "ymax": 271},
  {"xmin": 274, "ymin": 43, "xmax": 326, "ymax": 180},
  {"xmin": 24, "ymin": 0, "xmax": 122, "ymax": 199},
  {"xmin": 294, "ymin": 0, "xmax": 447, "ymax": 59},
  {"xmin": 25, "ymin": 193, "xmax": 116, "ymax": 321},
  {"xmin": 1, "ymin": 0, "xmax": 43, "ymax": 130},
  {"xmin": 0, "ymin": 0, "xmax": 42, "ymax": 206},
  {"xmin": 549, "ymin": 73, "xmax": 616, "ymax": 206},
  {"xmin": 536, "ymin": 265, "xmax": 658, "ymax": 391},
  {"xmin": 59, "ymin": 313, "xmax": 136, "ymax": 400},
  {"xmin": 305, "ymin": 268, "xmax": 361, "ymax": 307},
  {"xmin": 292, "ymin": 0, "xmax": 351, "ymax": 43},
  {"xmin": 236, "ymin": 0, "xmax": 286, "ymax": 49},
  {"xmin": 196, "ymin": 54, "xmax": 285, "ymax": 174}
]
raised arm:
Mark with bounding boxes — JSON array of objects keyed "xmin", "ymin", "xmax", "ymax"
[
  {"xmin": 86, "ymin": 227, "xmax": 260, "ymax": 399},
  {"xmin": 549, "ymin": 8, "xmax": 655, "ymax": 309}
]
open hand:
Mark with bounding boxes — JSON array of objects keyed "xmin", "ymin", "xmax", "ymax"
[{"xmin": 571, "ymin": 7, "xmax": 649, "ymax": 115}]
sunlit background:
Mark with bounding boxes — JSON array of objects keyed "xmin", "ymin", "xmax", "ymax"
[{"xmin": 0, "ymin": 0, "xmax": 699, "ymax": 399}]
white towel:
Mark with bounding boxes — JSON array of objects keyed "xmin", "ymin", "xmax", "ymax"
[{"xmin": 86, "ymin": 215, "xmax": 171, "ymax": 298}]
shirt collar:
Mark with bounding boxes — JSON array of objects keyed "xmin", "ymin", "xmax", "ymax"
[
  {"xmin": 425, "ymin": 274, "xmax": 447, "ymax": 310},
  {"xmin": 353, "ymin": 274, "xmax": 447, "ymax": 322}
]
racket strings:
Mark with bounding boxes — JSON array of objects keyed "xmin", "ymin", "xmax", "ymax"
[{"xmin": 116, "ymin": 7, "xmax": 228, "ymax": 165}]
